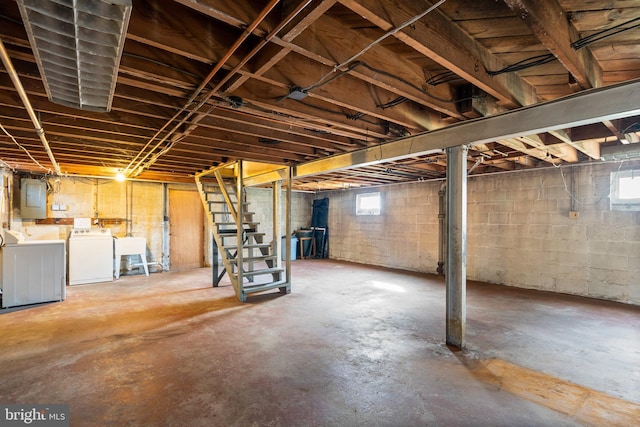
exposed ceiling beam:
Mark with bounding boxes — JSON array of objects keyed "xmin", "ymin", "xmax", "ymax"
[
  {"xmin": 550, "ymin": 128, "xmax": 600, "ymax": 159},
  {"xmin": 518, "ymin": 134, "xmax": 578, "ymax": 162},
  {"xmin": 339, "ymin": 0, "xmax": 538, "ymax": 108},
  {"xmin": 245, "ymin": 78, "xmax": 640, "ymax": 185},
  {"xmin": 497, "ymin": 138, "xmax": 560, "ymax": 165},
  {"xmin": 502, "ymin": 0, "xmax": 602, "ymax": 89}
]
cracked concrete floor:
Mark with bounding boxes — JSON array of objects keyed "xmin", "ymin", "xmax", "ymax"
[{"xmin": 1, "ymin": 259, "xmax": 639, "ymax": 426}]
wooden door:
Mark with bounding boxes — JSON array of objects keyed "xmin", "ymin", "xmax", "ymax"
[{"xmin": 168, "ymin": 189, "xmax": 204, "ymax": 270}]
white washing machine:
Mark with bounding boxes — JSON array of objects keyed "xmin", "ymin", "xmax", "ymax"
[{"xmin": 68, "ymin": 228, "xmax": 114, "ymax": 285}]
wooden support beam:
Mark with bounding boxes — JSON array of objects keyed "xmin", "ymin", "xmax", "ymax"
[
  {"xmin": 550, "ymin": 129, "xmax": 600, "ymax": 159},
  {"xmin": 518, "ymin": 134, "xmax": 578, "ymax": 162},
  {"xmin": 339, "ymin": 0, "xmax": 538, "ymax": 107},
  {"xmin": 502, "ymin": 0, "xmax": 602, "ymax": 89},
  {"xmin": 497, "ymin": 138, "xmax": 560, "ymax": 164}
]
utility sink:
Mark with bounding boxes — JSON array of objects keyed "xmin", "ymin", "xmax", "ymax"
[{"xmin": 114, "ymin": 237, "xmax": 148, "ymax": 278}]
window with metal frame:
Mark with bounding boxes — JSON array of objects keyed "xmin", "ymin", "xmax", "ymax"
[
  {"xmin": 356, "ymin": 192, "xmax": 381, "ymax": 215},
  {"xmin": 610, "ymin": 169, "xmax": 640, "ymax": 211}
]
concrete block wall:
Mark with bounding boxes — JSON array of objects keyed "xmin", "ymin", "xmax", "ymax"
[
  {"xmin": 321, "ymin": 161, "xmax": 640, "ymax": 305},
  {"xmin": 245, "ymin": 187, "xmax": 314, "ymax": 244},
  {"xmin": 326, "ymin": 181, "xmax": 441, "ymax": 272},
  {"xmin": 12, "ymin": 177, "xmax": 166, "ymax": 269},
  {"xmin": 0, "ymin": 170, "xmax": 10, "ymax": 231},
  {"xmin": 468, "ymin": 162, "xmax": 640, "ymax": 305},
  {"xmin": 7, "ymin": 174, "xmax": 312, "ymax": 273}
]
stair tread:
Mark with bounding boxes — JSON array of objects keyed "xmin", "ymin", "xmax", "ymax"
[
  {"xmin": 223, "ymin": 243, "xmax": 271, "ymax": 250},
  {"xmin": 217, "ymin": 221, "xmax": 258, "ymax": 225},
  {"xmin": 229, "ymin": 255, "xmax": 277, "ymax": 263},
  {"xmin": 243, "ymin": 280, "xmax": 288, "ymax": 294},
  {"xmin": 218, "ymin": 230, "xmax": 264, "ymax": 236},
  {"xmin": 217, "ymin": 225, "xmax": 259, "ymax": 230},
  {"xmin": 211, "ymin": 211, "xmax": 254, "ymax": 215},
  {"xmin": 207, "ymin": 200, "xmax": 249, "ymax": 206},
  {"xmin": 236, "ymin": 267, "xmax": 285, "ymax": 277},
  {"xmin": 217, "ymin": 228, "xmax": 258, "ymax": 234}
]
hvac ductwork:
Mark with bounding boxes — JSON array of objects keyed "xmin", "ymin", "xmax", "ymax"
[{"xmin": 16, "ymin": 0, "xmax": 132, "ymax": 112}]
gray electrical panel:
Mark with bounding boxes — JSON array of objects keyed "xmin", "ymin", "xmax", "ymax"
[{"xmin": 20, "ymin": 178, "xmax": 47, "ymax": 219}]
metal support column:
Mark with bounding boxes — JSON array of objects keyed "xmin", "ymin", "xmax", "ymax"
[
  {"xmin": 283, "ymin": 166, "xmax": 292, "ymax": 292},
  {"xmin": 212, "ymin": 238, "xmax": 220, "ymax": 287},
  {"xmin": 445, "ymin": 145, "xmax": 467, "ymax": 348},
  {"xmin": 236, "ymin": 161, "xmax": 244, "ymax": 299},
  {"xmin": 273, "ymin": 180, "xmax": 281, "ymax": 269}
]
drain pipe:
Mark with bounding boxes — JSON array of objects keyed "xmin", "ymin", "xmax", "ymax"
[
  {"xmin": 0, "ymin": 39, "xmax": 61, "ymax": 176},
  {"xmin": 437, "ymin": 181, "xmax": 446, "ymax": 275}
]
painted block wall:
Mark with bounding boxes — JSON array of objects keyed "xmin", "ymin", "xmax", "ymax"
[
  {"xmin": 326, "ymin": 181, "xmax": 441, "ymax": 272},
  {"xmin": 0, "ymin": 170, "xmax": 10, "ymax": 231},
  {"xmin": 321, "ymin": 161, "xmax": 640, "ymax": 305},
  {"xmin": 8, "ymin": 175, "xmax": 312, "ymax": 273},
  {"xmin": 246, "ymin": 187, "xmax": 314, "ymax": 242},
  {"xmin": 12, "ymin": 177, "xmax": 167, "ymax": 270}
]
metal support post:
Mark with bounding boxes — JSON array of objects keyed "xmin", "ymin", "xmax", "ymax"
[
  {"xmin": 212, "ymin": 238, "xmax": 219, "ymax": 287},
  {"xmin": 236, "ymin": 161, "xmax": 244, "ymax": 299},
  {"xmin": 283, "ymin": 166, "xmax": 292, "ymax": 292},
  {"xmin": 273, "ymin": 180, "xmax": 281, "ymax": 269},
  {"xmin": 445, "ymin": 145, "xmax": 467, "ymax": 348}
]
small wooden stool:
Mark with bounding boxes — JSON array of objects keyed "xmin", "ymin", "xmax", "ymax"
[{"xmin": 298, "ymin": 236, "xmax": 315, "ymax": 259}]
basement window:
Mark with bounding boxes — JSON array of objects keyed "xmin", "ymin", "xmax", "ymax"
[
  {"xmin": 610, "ymin": 169, "xmax": 640, "ymax": 211},
  {"xmin": 356, "ymin": 192, "xmax": 381, "ymax": 215}
]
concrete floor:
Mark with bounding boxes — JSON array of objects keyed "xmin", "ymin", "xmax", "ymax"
[{"xmin": 1, "ymin": 259, "xmax": 639, "ymax": 426}]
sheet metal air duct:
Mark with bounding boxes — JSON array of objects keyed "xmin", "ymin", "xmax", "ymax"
[
  {"xmin": 600, "ymin": 143, "xmax": 640, "ymax": 161},
  {"xmin": 16, "ymin": 0, "xmax": 132, "ymax": 112}
]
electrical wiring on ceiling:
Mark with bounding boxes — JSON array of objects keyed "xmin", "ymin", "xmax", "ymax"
[
  {"xmin": 305, "ymin": 0, "xmax": 446, "ymax": 90},
  {"xmin": 620, "ymin": 122, "xmax": 640, "ymax": 134},
  {"xmin": 571, "ymin": 16, "xmax": 640, "ymax": 50},
  {"xmin": 0, "ymin": 121, "xmax": 49, "ymax": 171},
  {"xmin": 122, "ymin": 52, "xmax": 201, "ymax": 80},
  {"xmin": 488, "ymin": 16, "xmax": 640, "ymax": 76},
  {"xmin": 293, "ymin": 99, "xmax": 381, "ymax": 127},
  {"xmin": 425, "ymin": 71, "xmax": 462, "ymax": 86},
  {"xmin": 297, "ymin": 60, "xmax": 464, "ymax": 105},
  {"xmin": 486, "ymin": 53, "xmax": 556, "ymax": 76},
  {"xmin": 0, "ymin": 158, "xmax": 15, "ymax": 172},
  {"xmin": 378, "ymin": 96, "xmax": 408, "ymax": 109}
]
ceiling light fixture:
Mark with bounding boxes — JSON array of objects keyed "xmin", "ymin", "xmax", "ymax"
[
  {"xmin": 16, "ymin": 0, "xmax": 132, "ymax": 112},
  {"xmin": 287, "ymin": 86, "xmax": 308, "ymax": 100},
  {"xmin": 114, "ymin": 171, "xmax": 126, "ymax": 182}
]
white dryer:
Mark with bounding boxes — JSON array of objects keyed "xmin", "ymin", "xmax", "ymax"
[{"xmin": 68, "ymin": 228, "xmax": 113, "ymax": 285}]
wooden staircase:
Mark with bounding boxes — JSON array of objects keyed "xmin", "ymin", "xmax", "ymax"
[{"xmin": 195, "ymin": 161, "xmax": 291, "ymax": 302}]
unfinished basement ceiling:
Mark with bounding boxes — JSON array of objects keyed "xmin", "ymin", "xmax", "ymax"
[{"xmin": 0, "ymin": 0, "xmax": 639, "ymax": 189}]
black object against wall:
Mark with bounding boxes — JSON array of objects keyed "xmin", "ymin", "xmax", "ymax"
[{"xmin": 311, "ymin": 198, "xmax": 329, "ymax": 258}]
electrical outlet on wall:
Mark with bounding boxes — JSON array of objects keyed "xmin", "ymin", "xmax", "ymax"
[{"xmin": 569, "ymin": 211, "xmax": 579, "ymax": 219}]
